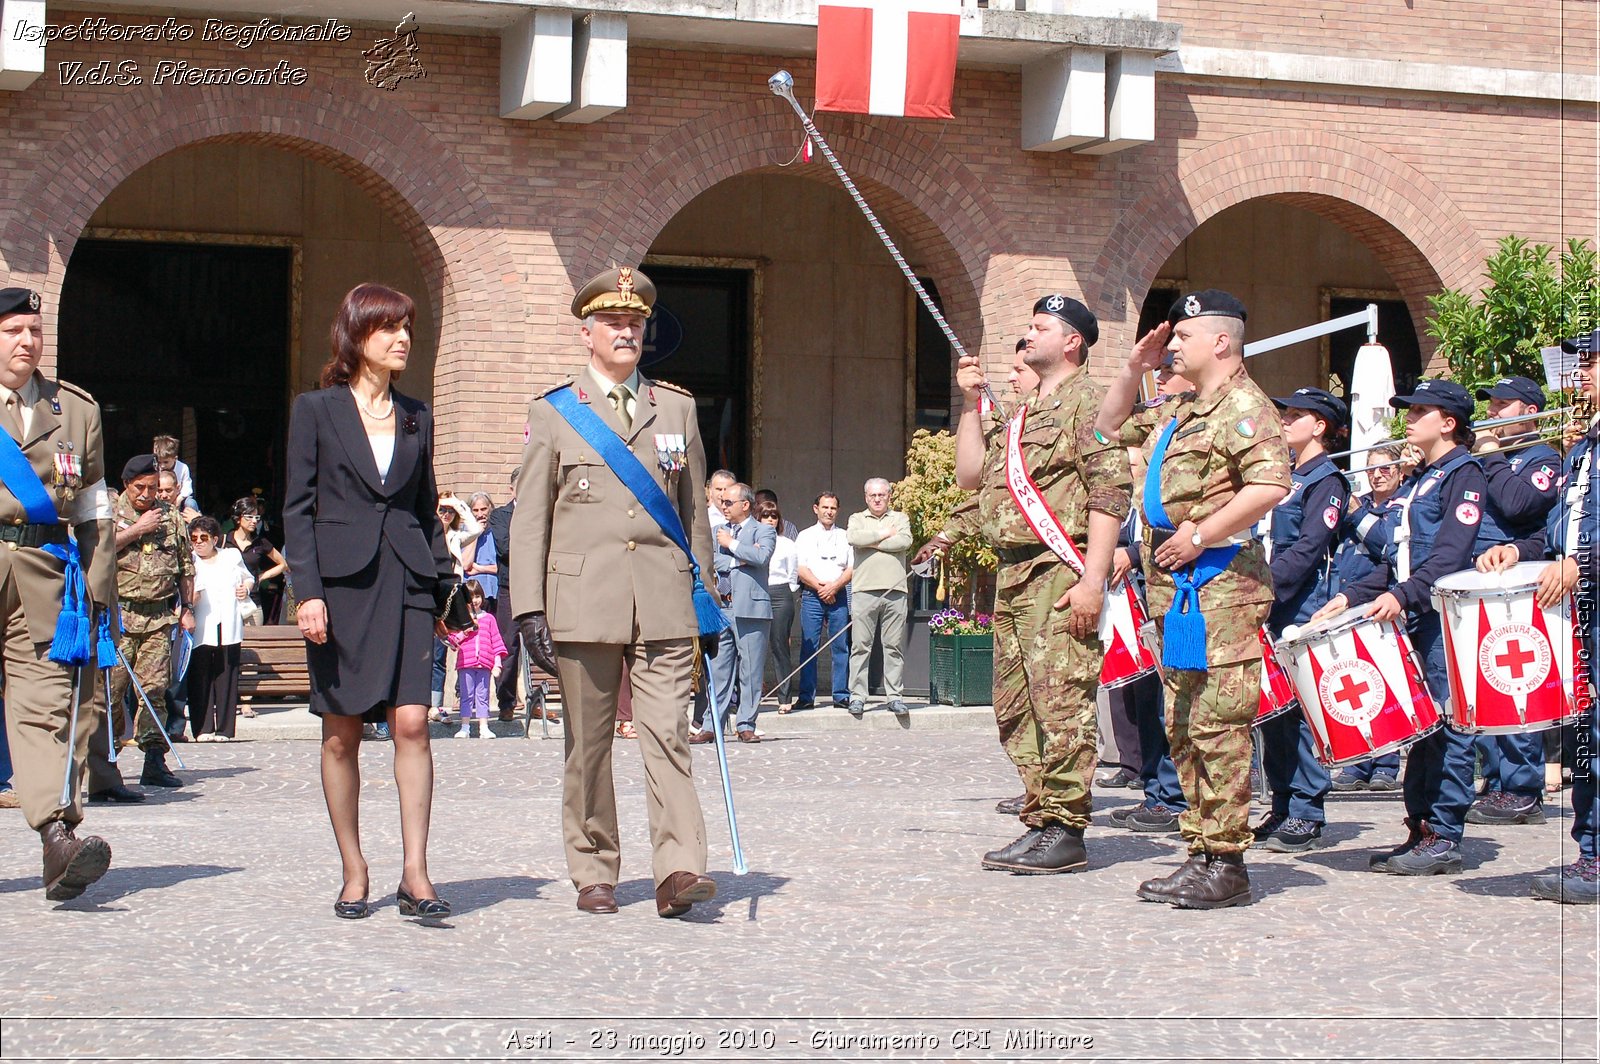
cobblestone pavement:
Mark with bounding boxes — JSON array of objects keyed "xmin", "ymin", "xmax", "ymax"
[{"xmin": 1, "ymin": 730, "xmax": 1595, "ymax": 1062}]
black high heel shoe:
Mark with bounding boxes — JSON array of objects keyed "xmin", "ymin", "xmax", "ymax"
[
  {"xmin": 396, "ymin": 885, "xmax": 451, "ymax": 920},
  {"xmin": 333, "ymin": 894, "xmax": 370, "ymax": 920}
]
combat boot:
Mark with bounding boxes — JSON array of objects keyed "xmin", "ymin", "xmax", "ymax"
[
  {"xmin": 1136, "ymin": 853, "xmax": 1209, "ymax": 903},
  {"xmin": 1001, "ymin": 824, "xmax": 1087, "ymax": 875},
  {"xmin": 40, "ymin": 822, "xmax": 112, "ymax": 901},
  {"xmin": 980, "ymin": 828, "xmax": 1043, "ymax": 870},
  {"xmin": 140, "ymin": 749, "xmax": 183, "ymax": 788},
  {"xmin": 994, "ymin": 794, "xmax": 1026, "ymax": 816},
  {"xmin": 1368, "ymin": 818, "xmax": 1424, "ymax": 872},
  {"xmin": 1169, "ymin": 851, "xmax": 1252, "ymax": 909}
]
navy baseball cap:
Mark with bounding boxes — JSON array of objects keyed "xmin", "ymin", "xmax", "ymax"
[
  {"xmin": 1475, "ymin": 376, "xmax": 1546, "ymax": 408},
  {"xmin": 1390, "ymin": 379, "xmax": 1474, "ymax": 422},
  {"xmin": 1272, "ymin": 387, "xmax": 1349, "ymax": 428},
  {"xmin": 1032, "ymin": 293, "xmax": 1099, "ymax": 347},
  {"xmin": 1561, "ymin": 329, "xmax": 1600, "ymax": 357}
]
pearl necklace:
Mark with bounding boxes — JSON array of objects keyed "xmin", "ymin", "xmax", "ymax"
[{"xmin": 351, "ymin": 386, "xmax": 393, "ymax": 420}]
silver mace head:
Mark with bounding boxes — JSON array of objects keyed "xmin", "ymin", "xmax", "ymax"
[{"xmin": 767, "ymin": 69, "xmax": 796, "ymax": 103}]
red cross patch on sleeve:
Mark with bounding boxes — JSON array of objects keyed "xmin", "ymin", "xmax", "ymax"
[
  {"xmin": 1323, "ymin": 505, "xmax": 1340, "ymax": 529},
  {"xmin": 1455, "ymin": 502, "xmax": 1481, "ymax": 525}
]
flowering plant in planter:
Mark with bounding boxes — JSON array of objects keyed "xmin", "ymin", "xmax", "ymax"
[{"xmin": 927, "ymin": 608, "xmax": 993, "ymax": 636}]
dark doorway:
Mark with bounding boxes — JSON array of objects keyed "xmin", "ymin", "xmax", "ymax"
[
  {"xmin": 1327, "ymin": 296, "xmax": 1423, "ymax": 399},
  {"xmin": 642, "ymin": 265, "xmax": 751, "ymax": 480},
  {"xmin": 56, "ymin": 238, "xmax": 292, "ymax": 522}
]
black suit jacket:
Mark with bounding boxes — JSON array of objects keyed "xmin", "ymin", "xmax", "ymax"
[
  {"xmin": 282, "ymin": 386, "xmax": 452, "ymax": 603},
  {"xmin": 488, "ymin": 500, "xmax": 515, "ymax": 568}
]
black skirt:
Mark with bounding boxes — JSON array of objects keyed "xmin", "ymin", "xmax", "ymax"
[{"xmin": 306, "ymin": 543, "xmax": 435, "ymax": 722}]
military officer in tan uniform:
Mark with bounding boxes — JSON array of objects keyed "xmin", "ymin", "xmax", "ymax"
[
  {"xmin": 86, "ymin": 454, "xmax": 195, "ymax": 794},
  {"xmin": 1097, "ymin": 290, "xmax": 1291, "ymax": 909},
  {"xmin": 916, "ymin": 296, "xmax": 1132, "ymax": 874},
  {"xmin": 0, "ymin": 287, "xmax": 118, "ymax": 900},
  {"xmin": 511, "ymin": 267, "xmax": 719, "ymax": 919}
]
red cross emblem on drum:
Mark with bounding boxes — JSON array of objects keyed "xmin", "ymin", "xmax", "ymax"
[
  {"xmin": 1477, "ymin": 623, "xmax": 1552, "ymax": 698},
  {"xmin": 1317, "ymin": 659, "xmax": 1386, "ymax": 728}
]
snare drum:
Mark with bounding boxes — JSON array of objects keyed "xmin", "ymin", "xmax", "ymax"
[
  {"xmin": 1254, "ymin": 626, "xmax": 1299, "ymax": 727},
  {"xmin": 1099, "ymin": 579, "xmax": 1160, "ymax": 690},
  {"xmin": 1275, "ymin": 611, "xmax": 1441, "ymax": 767},
  {"xmin": 1432, "ymin": 562, "xmax": 1590, "ymax": 735}
]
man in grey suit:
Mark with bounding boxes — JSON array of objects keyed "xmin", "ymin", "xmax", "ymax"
[{"xmin": 717, "ymin": 484, "xmax": 776, "ymax": 741}]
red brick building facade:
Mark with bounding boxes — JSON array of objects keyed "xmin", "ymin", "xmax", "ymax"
[{"xmin": 0, "ymin": 2, "xmax": 1594, "ymax": 506}]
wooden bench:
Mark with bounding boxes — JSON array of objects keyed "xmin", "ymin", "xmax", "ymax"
[
  {"xmin": 238, "ymin": 625, "xmax": 311, "ymax": 703},
  {"xmin": 237, "ymin": 624, "xmax": 563, "ymax": 706}
]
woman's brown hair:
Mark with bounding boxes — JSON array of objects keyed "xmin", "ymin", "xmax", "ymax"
[{"xmin": 320, "ymin": 283, "xmax": 415, "ymax": 388}]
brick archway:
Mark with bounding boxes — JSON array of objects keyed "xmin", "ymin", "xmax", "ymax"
[
  {"xmin": 1091, "ymin": 130, "xmax": 1484, "ymax": 360},
  {"xmin": 578, "ymin": 98, "xmax": 1022, "ymax": 361},
  {"xmin": 0, "ymin": 81, "xmax": 528, "ymax": 479}
]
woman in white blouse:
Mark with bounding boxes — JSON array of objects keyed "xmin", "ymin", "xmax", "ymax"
[
  {"xmin": 758, "ymin": 501, "xmax": 802, "ymax": 711},
  {"xmin": 431, "ymin": 494, "xmax": 482, "ymax": 717},
  {"xmin": 185, "ymin": 516, "xmax": 253, "ymax": 741}
]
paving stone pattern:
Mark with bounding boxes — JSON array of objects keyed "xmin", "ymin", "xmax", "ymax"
[{"xmin": 1, "ymin": 731, "xmax": 1595, "ymax": 1062}]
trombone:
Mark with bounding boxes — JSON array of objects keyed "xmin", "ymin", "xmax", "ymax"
[{"xmin": 1337, "ymin": 406, "xmax": 1574, "ymax": 477}]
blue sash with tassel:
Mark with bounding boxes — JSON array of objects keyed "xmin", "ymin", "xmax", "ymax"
[
  {"xmin": 544, "ymin": 387, "xmax": 728, "ymax": 638},
  {"xmin": 1144, "ymin": 418, "xmax": 1241, "ymax": 672},
  {"xmin": 0, "ymin": 427, "xmax": 92, "ymax": 665}
]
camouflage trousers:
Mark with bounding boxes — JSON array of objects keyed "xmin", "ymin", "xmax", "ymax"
[
  {"xmin": 1163, "ymin": 658, "xmax": 1258, "ymax": 855},
  {"xmin": 107, "ymin": 623, "xmax": 174, "ymax": 752},
  {"xmin": 991, "ymin": 562, "xmax": 1101, "ymax": 830}
]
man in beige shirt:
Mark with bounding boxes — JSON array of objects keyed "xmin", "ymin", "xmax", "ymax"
[{"xmin": 845, "ymin": 478, "xmax": 913, "ymax": 717}]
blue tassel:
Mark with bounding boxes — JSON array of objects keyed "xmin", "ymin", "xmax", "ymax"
[
  {"xmin": 1162, "ymin": 582, "xmax": 1209, "ymax": 671},
  {"xmin": 96, "ymin": 610, "xmax": 120, "ymax": 670},
  {"xmin": 48, "ymin": 565, "xmax": 91, "ymax": 665},
  {"xmin": 693, "ymin": 579, "xmax": 730, "ymax": 637}
]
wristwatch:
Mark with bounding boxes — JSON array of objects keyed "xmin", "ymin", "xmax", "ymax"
[{"xmin": 1189, "ymin": 527, "xmax": 1204, "ymax": 549}]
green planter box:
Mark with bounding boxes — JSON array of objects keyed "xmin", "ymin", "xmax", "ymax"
[{"xmin": 928, "ymin": 632, "xmax": 994, "ymax": 707}]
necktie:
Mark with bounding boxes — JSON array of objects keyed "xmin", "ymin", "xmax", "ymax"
[
  {"xmin": 2, "ymin": 394, "xmax": 23, "ymax": 443},
  {"xmin": 608, "ymin": 384, "xmax": 633, "ymax": 431}
]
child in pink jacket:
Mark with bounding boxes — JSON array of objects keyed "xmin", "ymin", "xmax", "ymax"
[{"xmin": 448, "ymin": 580, "xmax": 509, "ymax": 739}]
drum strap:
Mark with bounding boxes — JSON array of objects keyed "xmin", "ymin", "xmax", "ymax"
[
  {"xmin": 1562, "ymin": 444, "xmax": 1592, "ymax": 557},
  {"xmin": 1144, "ymin": 417, "xmax": 1241, "ymax": 671}
]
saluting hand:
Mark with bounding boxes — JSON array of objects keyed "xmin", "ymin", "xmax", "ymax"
[{"xmin": 1128, "ymin": 323, "xmax": 1171, "ymax": 373}]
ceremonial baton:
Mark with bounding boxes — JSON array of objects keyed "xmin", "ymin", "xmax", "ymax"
[
  {"xmin": 57, "ymin": 666, "xmax": 84, "ymax": 808},
  {"xmin": 700, "ymin": 649, "xmax": 749, "ymax": 875},
  {"xmin": 104, "ymin": 667, "xmax": 120, "ymax": 765},
  {"xmin": 767, "ymin": 617, "xmax": 852, "ymax": 699},
  {"xmin": 114, "ymin": 643, "xmax": 186, "ymax": 769},
  {"xmin": 767, "ymin": 70, "xmax": 1007, "ymax": 420}
]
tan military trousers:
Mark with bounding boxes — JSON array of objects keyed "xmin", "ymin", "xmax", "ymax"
[
  {"xmin": 0, "ymin": 554, "xmax": 99, "ymax": 831},
  {"xmin": 991, "ymin": 560, "xmax": 1101, "ymax": 830},
  {"xmin": 555, "ymin": 637, "xmax": 708, "ymax": 890}
]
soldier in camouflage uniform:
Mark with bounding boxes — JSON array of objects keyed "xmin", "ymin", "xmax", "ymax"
[
  {"xmin": 1096, "ymin": 291, "xmax": 1290, "ymax": 908},
  {"xmin": 916, "ymin": 297, "xmax": 1131, "ymax": 874},
  {"xmin": 86, "ymin": 454, "xmax": 195, "ymax": 793}
]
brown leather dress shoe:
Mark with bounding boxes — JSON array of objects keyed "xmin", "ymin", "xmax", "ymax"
[
  {"xmin": 687, "ymin": 729, "xmax": 714, "ymax": 745},
  {"xmin": 40, "ymin": 822, "xmax": 112, "ymax": 902},
  {"xmin": 736, "ymin": 730, "xmax": 760, "ymax": 744},
  {"xmin": 655, "ymin": 871, "xmax": 716, "ymax": 918},
  {"xmin": 576, "ymin": 884, "xmax": 619, "ymax": 913}
]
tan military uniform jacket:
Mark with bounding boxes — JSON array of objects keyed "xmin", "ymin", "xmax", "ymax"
[
  {"xmin": 0, "ymin": 373, "xmax": 114, "ymax": 644},
  {"xmin": 1140, "ymin": 365, "xmax": 1290, "ymax": 657},
  {"xmin": 511, "ymin": 372, "xmax": 714, "ymax": 644},
  {"xmin": 970, "ymin": 370, "xmax": 1132, "ymax": 591}
]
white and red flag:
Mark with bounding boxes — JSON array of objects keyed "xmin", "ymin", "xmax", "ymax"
[{"xmin": 815, "ymin": 0, "xmax": 960, "ymax": 119}]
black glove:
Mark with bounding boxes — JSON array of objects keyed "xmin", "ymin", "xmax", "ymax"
[
  {"xmin": 703, "ymin": 628, "xmax": 721, "ymax": 660},
  {"xmin": 516, "ymin": 612, "xmax": 558, "ymax": 676}
]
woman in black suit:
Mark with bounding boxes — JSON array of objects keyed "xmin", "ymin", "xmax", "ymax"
[{"xmin": 283, "ymin": 283, "xmax": 456, "ymax": 921}]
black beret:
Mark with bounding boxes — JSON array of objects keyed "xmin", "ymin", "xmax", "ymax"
[
  {"xmin": 0, "ymin": 288, "xmax": 42, "ymax": 318},
  {"xmin": 121, "ymin": 454, "xmax": 160, "ymax": 483},
  {"xmin": 1168, "ymin": 289, "xmax": 1248, "ymax": 324},
  {"xmin": 1032, "ymin": 293, "xmax": 1098, "ymax": 347}
]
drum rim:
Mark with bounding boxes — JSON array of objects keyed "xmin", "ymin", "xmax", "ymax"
[
  {"xmin": 1276, "ymin": 608, "xmax": 1386, "ymax": 651},
  {"xmin": 1432, "ymin": 561, "xmax": 1550, "ymax": 595}
]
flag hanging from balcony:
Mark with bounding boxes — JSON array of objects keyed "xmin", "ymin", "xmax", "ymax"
[{"xmin": 815, "ymin": 0, "xmax": 960, "ymax": 119}]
